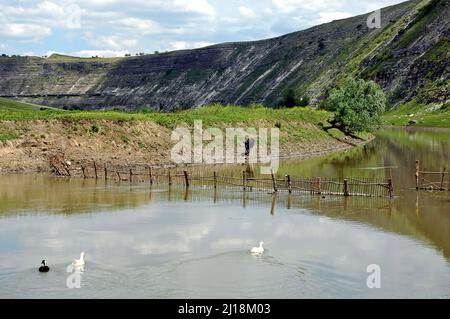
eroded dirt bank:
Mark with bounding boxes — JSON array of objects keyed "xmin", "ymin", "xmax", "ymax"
[{"xmin": 0, "ymin": 119, "xmax": 369, "ymax": 174}]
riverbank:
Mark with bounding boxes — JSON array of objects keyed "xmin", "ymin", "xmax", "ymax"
[
  {"xmin": 382, "ymin": 100, "xmax": 450, "ymax": 128},
  {"xmin": 0, "ymin": 99, "xmax": 370, "ymax": 174}
]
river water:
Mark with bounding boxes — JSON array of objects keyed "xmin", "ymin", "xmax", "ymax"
[{"xmin": 0, "ymin": 127, "xmax": 449, "ymax": 298}]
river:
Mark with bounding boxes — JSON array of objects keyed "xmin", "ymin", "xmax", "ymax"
[{"xmin": 0, "ymin": 127, "xmax": 449, "ymax": 298}]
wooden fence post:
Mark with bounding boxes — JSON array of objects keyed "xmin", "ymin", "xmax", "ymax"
[
  {"xmin": 440, "ymin": 168, "xmax": 445, "ymax": 190},
  {"xmin": 104, "ymin": 165, "xmax": 107, "ymax": 181},
  {"xmin": 344, "ymin": 178, "xmax": 349, "ymax": 196},
  {"xmin": 168, "ymin": 169, "xmax": 172, "ymax": 186},
  {"xmin": 271, "ymin": 169, "xmax": 278, "ymax": 193},
  {"xmin": 148, "ymin": 166, "xmax": 153, "ymax": 185},
  {"xmin": 415, "ymin": 160, "xmax": 420, "ymax": 190},
  {"xmin": 242, "ymin": 170, "xmax": 247, "ymax": 191},
  {"xmin": 448, "ymin": 171, "xmax": 450, "ymax": 191},
  {"xmin": 93, "ymin": 161, "xmax": 98, "ymax": 180},
  {"xmin": 184, "ymin": 170, "xmax": 190, "ymax": 188},
  {"xmin": 287, "ymin": 175, "xmax": 292, "ymax": 194},
  {"xmin": 388, "ymin": 178, "xmax": 393, "ymax": 198},
  {"xmin": 213, "ymin": 171, "xmax": 217, "ymax": 189},
  {"xmin": 129, "ymin": 168, "xmax": 133, "ymax": 182},
  {"xmin": 116, "ymin": 170, "xmax": 121, "ymax": 181},
  {"xmin": 81, "ymin": 165, "xmax": 86, "ymax": 179},
  {"xmin": 316, "ymin": 177, "xmax": 321, "ymax": 195}
]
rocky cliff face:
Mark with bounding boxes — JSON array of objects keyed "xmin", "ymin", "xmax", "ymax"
[
  {"xmin": 359, "ymin": 0, "xmax": 449, "ymax": 105},
  {"xmin": 0, "ymin": 0, "xmax": 448, "ymax": 110}
]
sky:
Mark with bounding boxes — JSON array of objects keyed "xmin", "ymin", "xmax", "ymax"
[{"xmin": 0, "ymin": 0, "xmax": 407, "ymax": 57}]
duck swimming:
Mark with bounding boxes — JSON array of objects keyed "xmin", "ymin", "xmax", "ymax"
[
  {"xmin": 250, "ymin": 241, "xmax": 264, "ymax": 254},
  {"xmin": 72, "ymin": 252, "xmax": 86, "ymax": 267},
  {"xmin": 38, "ymin": 260, "xmax": 50, "ymax": 272}
]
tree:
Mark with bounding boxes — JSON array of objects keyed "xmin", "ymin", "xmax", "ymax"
[
  {"xmin": 282, "ymin": 88, "xmax": 298, "ymax": 108},
  {"xmin": 325, "ymin": 78, "xmax": 386, "ymax": 133},
  {"xmin": 298, "ymin": 95, "xmax": 310, "ymax": 106}
]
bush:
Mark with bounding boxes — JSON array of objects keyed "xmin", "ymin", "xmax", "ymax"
[
  {"xmin": 280, "ymin": 88, "xmax": 298, "ymax": 108},
  {"xmin": 298, "ymin": 95, "xmax": 310, "ymax": 107},
  {"xmin": 325, "ymin": 78, "xmax": 386, "ymax": 133}
]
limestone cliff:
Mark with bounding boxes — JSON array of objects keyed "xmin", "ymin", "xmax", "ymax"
[{"xmin": 0, "ymin": 0, "xmax": 448, "ymax": 110}]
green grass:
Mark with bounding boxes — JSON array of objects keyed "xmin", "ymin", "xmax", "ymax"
[
  {"xmin": 0, "ymin": 132, "xmax": 18, "ymax": 142},
  {"xmin": 383, "ymin": 100, "xmax": 450, "ymax": 127},
  {"xmin": 327, "ymin": 128, "xmax": 346, "ymax": 139},
  {"xmin": 0, "ymin": 98, "xmax": 333, "ymax": 136},
  {"xmin": 0, "ymin": 97, "xmax": 57, "ymax": 112}
]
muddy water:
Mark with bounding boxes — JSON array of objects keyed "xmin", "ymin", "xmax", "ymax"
[{"xmin": 0, "ymin": 127, "xmax": 449, "ymax": 298}]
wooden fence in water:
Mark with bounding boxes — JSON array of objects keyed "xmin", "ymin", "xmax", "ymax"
[
  {"xmin": 49, "ymin": 158, "xmax": 394, "ymax": 198},
  {"xmin": 415, "ymin": 160, "xmax": 450, "ymax": 191}
]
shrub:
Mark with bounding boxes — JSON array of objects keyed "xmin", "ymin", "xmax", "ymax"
[
  {"xmin": 325, "ymin": 78, "xmax": 386, "ymax": 133},
  {"xmin": 280, "ymin": 88, "xmax": 298, "ymax": 108},
  {"xmin": 298, "ymin": 95, "xmax": 310, "ymax": 107}
]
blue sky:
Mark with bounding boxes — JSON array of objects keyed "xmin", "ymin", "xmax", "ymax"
[{"xmin": 0, "ymin": 0, "xmax": 406, "ymax": 57}]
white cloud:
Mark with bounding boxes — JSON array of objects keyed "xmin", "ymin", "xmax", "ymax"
[
  {"xmin": 89, "ymin": 35, "xmax": 138, "ymax": 50},
  {"xmin": 2, "ymin": 1, "xmax": 81, "ymax": 29},
  {"xmin": 272, "ymin": 0, "xmax": 338, "ymax": 13},
  {"xmin": 172, "ymin": 0, "xmax": 216, "ymax": 17},
  {"xmin": 238, "ymin": 6, "xmax": 256, "ymax": 18},
  {"xmin": 316, "ymin": 11, "xmax": 353, "ymax": 24},
  {"xmin": 0, "ymin": 23, "xmax": 52, "ymax": 41},
  {"xmin": 168, "ymin": 41, "xmax": 215, "ymax": 51},
  {"xmin": 264, "ymin": 8, "xmax": 274, "ymax": 15},
  {"xmin": 70, "ymin": 49, "xmax": 131, "ymax": 57},
  {"xmin": 115, "ymin": 17, "xmax": 164, "ymax": 35}
]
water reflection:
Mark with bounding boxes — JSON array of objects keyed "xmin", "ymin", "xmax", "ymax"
[
  {"xmin": 0, "ymin": 191, "xmax": 448, "ymax": 298},
  {"xmin": 0, "ymin": 127, "xmax": 449, "ymax": 298}
]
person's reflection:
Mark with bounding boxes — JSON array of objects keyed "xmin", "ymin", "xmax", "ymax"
[
  {"xmin": 287, "ymin": 193, "xmax": 292, "ymax": 210},
  {"xmin": 270, "ymin": 194, "xmax": 277, "ymax": 216}
]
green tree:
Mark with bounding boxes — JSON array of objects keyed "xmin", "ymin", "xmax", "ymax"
[
  {"xmin": 325, "ymin": 78, "xmax": 386, "ymax": 133},
  {"xmin": 298, "ymin": 95, "xmax": 310, "ymax": 106},
  {"xmin": 282, "ymin": 88, "xmax": 298, "ymax": 108}
]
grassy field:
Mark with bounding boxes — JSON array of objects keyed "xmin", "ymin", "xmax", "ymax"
[
  {"xmin": 383, "ymin": 100, "xmax": 450, "ymax": 128},
  {"xmin": 0, "ymin": 97, "xmax": 336, "ymax": 143},
  {"xmin": 0, "ymin": 98, "xmax": 331, "ymax": 125}
]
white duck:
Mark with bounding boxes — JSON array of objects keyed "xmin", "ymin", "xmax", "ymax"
[
  {"xmin": 72, "ymin": 252, "xmax": 86, "ymax": 267},
  {"xmin": 250, "ymin": 242, "xmax": 264, "ymax": 254}
]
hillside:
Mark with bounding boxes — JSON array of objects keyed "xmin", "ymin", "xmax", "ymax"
[{"xmin": 0, "ymin": 0, "xmax": 448, "ymax": 112}]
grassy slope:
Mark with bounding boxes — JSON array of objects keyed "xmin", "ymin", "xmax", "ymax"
[
  {"xmin": 383, "ymin": 100, "xmax": 450, "ymax": 127},
  {"xmin": 0, "ymin": 97, "xmax": 336, "ymax": 143},
  {"xmin": 0, "ymin": 98, "xmax": 55, "ymax": 141}
]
